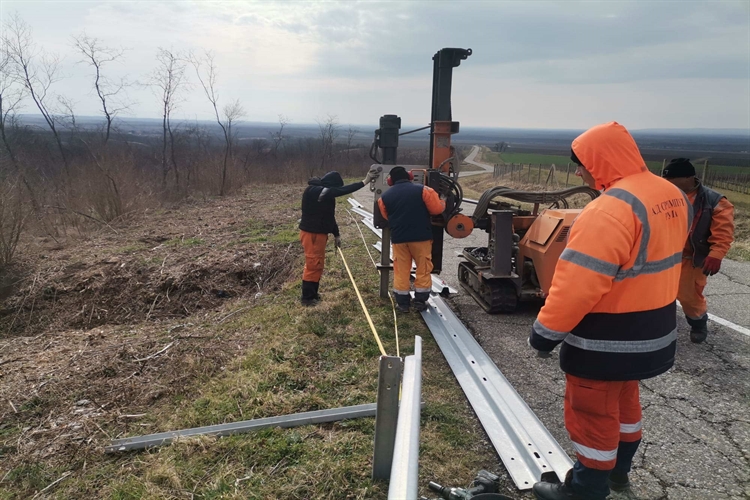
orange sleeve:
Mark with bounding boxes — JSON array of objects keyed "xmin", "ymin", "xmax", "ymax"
[
  {"xmin": 537, "ymin": 206, "xmax": 633, "ymax": 333},
  {"xmin": 422, "ymin": 186, "xmax": 445, "ymax": 215},
  {"xmin": 708, "ymin": 197, "xmax": 734, "ymax": 259},
  {"xmin": 377, "ymin": 198, "xmax": 388, "ymax": 220}
]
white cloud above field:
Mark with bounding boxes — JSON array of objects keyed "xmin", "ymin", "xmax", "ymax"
[{"xmin": 2, "ymin": 0, "xmax": 749, "ymax": 129}]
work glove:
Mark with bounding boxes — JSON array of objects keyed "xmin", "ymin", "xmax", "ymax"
[
  {"xmin": 363, "ymin": 167, "xmax": 381, "ymax": 184},
  {"xmin": 334, "ymin": 236, "xmax": 342, "ymax": 248},
  {"xmin": 702, "ymin": 256, "xmax": 722, "ymax": 276},
  {"xmin": 528, "ymin": 337, "xmax": 552, "ymax": 358}
]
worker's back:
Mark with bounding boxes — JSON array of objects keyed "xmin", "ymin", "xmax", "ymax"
[
  {"xmin": 536, "ymin": 122, "xmax": 691, "ymax": 381},
  {"xmin": 379, "ymin": 180, "xmax": 433, "ymax": 244}
]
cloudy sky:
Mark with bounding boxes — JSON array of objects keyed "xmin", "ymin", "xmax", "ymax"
[{"xmin": 2, "ymin": 0, "xmax": 749, "ymax": 130}]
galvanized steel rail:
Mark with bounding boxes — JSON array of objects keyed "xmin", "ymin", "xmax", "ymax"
[
  {"xmin": 106, "ymin": 403, "xmax": 379, "ymax": 453},
  {"xmin": 387, "ymin": 336, "xmax": 423, "ymax": 500},
  {"xmin": 420, "ymin": 295, "xmax": 573, "ymax": 490}
]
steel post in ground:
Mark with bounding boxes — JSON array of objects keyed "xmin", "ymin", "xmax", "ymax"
[
  {"xmin": 388, "ymin": 336, "xmax": 422, "ymax": 500},
  {"xmin": 379, "ymin": 228, "xmax": 391, "ymax": 298},
  {"xmin": 372, "ymin": 355, "xmax": 403, "ymax": 480}
]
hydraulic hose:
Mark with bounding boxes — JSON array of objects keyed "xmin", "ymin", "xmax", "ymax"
[{"xmin": 471, "ymin": 186, "xmax": 599, "ymax": 221}]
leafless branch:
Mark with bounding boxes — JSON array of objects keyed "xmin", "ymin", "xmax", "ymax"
[{"xmin": 72, "ymin": 33, "xmax": 131, "ymax": 144}]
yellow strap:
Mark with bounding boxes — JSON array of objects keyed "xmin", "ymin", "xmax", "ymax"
[
  {"xmin": 338, "ymin": 246, "xmax": 387, "ymax": 357},
  {"xmin": 346, "ymin": 208, "xmax": 400, "ymax": 357}
]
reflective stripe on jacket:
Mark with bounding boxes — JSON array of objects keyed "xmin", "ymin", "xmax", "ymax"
[
  {"xmin": 377, "ymin": 180, "xmax": 445, "ymax": 244},
  {"xmin": 529, "ymin": 122, "xmax": 692, "ymax": 381},
  {"xmin": 685, "ymin": 184, "xmax": 734, "ymax": 266}
]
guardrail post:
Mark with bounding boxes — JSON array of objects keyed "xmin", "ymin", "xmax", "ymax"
[{"xmin": 372, "ymin": 355, "xmax": 403, "ymax": 480}]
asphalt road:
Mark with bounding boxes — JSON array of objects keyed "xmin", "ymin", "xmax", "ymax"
[{"xmin": 352, "ymin": 161, "xmax": 750, "ymax": 499}]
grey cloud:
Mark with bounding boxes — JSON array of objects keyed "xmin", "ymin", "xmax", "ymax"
[{"xmin": 272, "ymin": 1, "xmax": 749, "ymax": 83}]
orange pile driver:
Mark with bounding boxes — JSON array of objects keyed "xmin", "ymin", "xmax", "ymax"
[{"xmin": 369, "ymin": 48, "xmax": 599, "ymax": 312}]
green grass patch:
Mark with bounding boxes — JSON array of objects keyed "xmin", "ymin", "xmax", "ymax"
[
  {"xmin": 115, "ymin": 243, "xmax": 148, "ymax": 254},
  {"xmin": 165, "ymin": 237, "xmax": 205, "ymax": 247},
  {"xmin": 239, "ymin": 220, "xmax": 299, "ymax": 244}
]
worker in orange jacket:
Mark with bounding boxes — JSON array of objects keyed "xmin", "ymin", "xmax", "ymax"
[
  {"xmin": 662, "ymin": 158, "xmax": 735, "ymax": 343},
  {"xmin": 529, "ymin": 123, "xmax": 691, "ymax": 500},
  {"xmin": 377, "ymin": 166, "xmax": 445, "ymax": 312}
]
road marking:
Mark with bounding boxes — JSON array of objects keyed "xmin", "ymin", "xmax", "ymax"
[{"xmin": 677, "ymin": 301, "xmax": 750, "ymax": 338}]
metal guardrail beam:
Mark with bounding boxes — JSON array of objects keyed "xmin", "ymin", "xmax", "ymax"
[
  {"xmin": 106, "ymin": 403, "xmax": 379, "ymax": 453},
  {"xmin": 420, "ymin": 296, "xmax": 573, "ymax": 490},
  {"xmin": 388, "ymin": 336, "xmax": 423, "ymax": 500}
]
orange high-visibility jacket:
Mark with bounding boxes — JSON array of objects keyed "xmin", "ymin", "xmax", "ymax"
[
  {"xmin": 684, "ymin": 186, "xmax": 734, "ymax": 264},
  {"xmin": 529, "ymin": 122, "xmax": 692, "ymax": 381}
]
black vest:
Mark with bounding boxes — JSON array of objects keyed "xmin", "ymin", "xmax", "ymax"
[
  {"xmin": 380, "ymin": 181, "xmax": 433, "ymax": 244},
  {"xmin": 688, "ymin": 185, "xmax": 725, "ymax": 267}
]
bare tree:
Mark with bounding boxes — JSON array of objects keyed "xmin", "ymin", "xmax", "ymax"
[
  {"xmin": 151, "ymin": 48, "xmax": 187, "ymax": 187},
  {"xmin": 0, "ymin": 45, "xmax": 25, "ymax": 174},
  {"xmin": 346, "ymin": 125, "xmax": 359, "ymax": 160},
  {"xmin": 73, "ymin": 34, "xmax": 130, "ymax": 144},
  {"xmin": 191, "ymin": 51, "xmax": 246, "ymax": 196},
  {"xmin": 269, "ymin": 114, "xmax": 288, "ymax": 157},
  {"xmin": 317, "ymin": 114, "xmax": 339, "ymax": 173},
  {"xmin": 3, "ymin": 14, "xmax": 69, "ymax": 174}
]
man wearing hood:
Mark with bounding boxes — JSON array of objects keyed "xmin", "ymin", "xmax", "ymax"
[
  {"xmin": 662, "ymin": 158, "xmax": 734, "ymax": 343},
  {"xmin": 529, "ymin": 122, "xmax": 692, "ymax": 500},
  {"xmin": 299, "ymin": 169, "xmax": 379, "ymax": 306}
]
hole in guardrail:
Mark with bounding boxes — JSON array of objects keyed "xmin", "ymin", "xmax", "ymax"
[
  {"xmin": 534, "ymin": 452, "xmax": 540, "ymax": 458},
  {"xmin": 471, "ymin": 360, "xmax": 475, "ymax": 364},
  {"xmin": 548, "ymin": 451, "xmax": 552, "ymax": 454},
  {"xmin": 483, "ymin": 377, "xmax": 487, "ymax": 381},
  {"xmin": 388, "ymin": 362, "xmax": 393, "ymax": 369},
  {"xmin": 387, "ymin": 385, "xmax": 391, "ymax": 390}
]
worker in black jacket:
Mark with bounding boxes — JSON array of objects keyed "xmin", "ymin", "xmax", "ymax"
[{"xmin": 299, "ymin": 169, "xmax": 380, "ymax": 305}]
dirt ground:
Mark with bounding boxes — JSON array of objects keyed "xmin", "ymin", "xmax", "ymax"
[{"xmin": 0, "ymin": 186, "xmax": 301, "ymax": 484}]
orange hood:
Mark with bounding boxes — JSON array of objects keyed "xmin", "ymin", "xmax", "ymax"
[{"xmin": 571, "ymin": 122, "xmax": 648, "ymax": 191}]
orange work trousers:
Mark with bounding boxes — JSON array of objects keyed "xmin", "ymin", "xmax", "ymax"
[
  {"xmin": 564, "ymin": 374, "xmax": 642, "ymax": 470},
  {"xmin": 392, "ymin": 240, "xmax": 433, "ymax": 294},
  {"xmin": 300, "ymin": 230, "xmax": 328, "ymax": 282},
  {"xmin": 678, "ymin": 259, "xmax": 708, "ymax": 320}
]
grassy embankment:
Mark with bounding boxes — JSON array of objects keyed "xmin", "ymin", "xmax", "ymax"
[{"xmin": 0, "ymin": 187, "xmax": 497, "ymax": 499}]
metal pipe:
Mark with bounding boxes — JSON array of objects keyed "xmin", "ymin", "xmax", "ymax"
[
  {"xmin": 106, "ymin": 403, "xmax": 380, "ymax": 453},
  {"xmin": 388, "ymin": 336, "xmax": 423, "ymax": 500}
]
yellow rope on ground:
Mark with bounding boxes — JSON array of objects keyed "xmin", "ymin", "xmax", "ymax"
[
  {"xmin": 346, "ymin": 208, "xmax": 400, "ymax": 357},
  {"xmin": 337, "ymin": 246, "xmax": 387, "ymax": 357}
]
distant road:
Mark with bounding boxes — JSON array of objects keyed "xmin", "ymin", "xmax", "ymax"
[{"xmin": 460, "ymin": 145, "xmax": 494, "ymax": 177}]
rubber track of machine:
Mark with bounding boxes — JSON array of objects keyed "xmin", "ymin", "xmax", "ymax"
[{"xmin": 458, "ymin": 262, "xmax": 518, "ymax": 314}]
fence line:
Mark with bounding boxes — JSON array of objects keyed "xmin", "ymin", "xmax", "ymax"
[{"xmin": 489, "ymin": 158, "xmax": 749, "ymax": 194}]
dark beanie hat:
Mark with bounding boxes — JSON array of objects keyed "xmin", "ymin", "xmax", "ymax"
[
  {"xmin": 662, "ymin": 158, "xmax": 695, "ymax": 178},
  {"xmin": 389, "ymin": 166, "xmax": 410, "ymax": 182},
  {"xmin": 570, "ymin": 148, "xmax": 583, "ymax": 167}
]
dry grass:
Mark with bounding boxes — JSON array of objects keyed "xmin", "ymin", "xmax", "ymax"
[{"xmin": 0, "ymin": 186, "xmax": 499, "ymax": 499}]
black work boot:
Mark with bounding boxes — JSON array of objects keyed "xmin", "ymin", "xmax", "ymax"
[
  {"xmin": 301, "ymin": 281, "xmax": 319, "ymax": 306},
  {"xmin": 686, "ymin": 314, "xmax": 709, "ymax": 343},
  {"xmin": 413, "ymin": 291, "xmax": 430, "ymax": 312},
  {"xmin": 532, "ymin": 471, "xmax": 585, "ymax": 500},
  {"xmin": 394, "ymin": 293, "xmax": 410, "ymax": 313},
  {"xmin": 608, "ymin": 470, "xmax": 629, "ymax": 492},
  {"xmin": 312, "ymin": 281, "xmax": 322, "ymax": 301}
]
